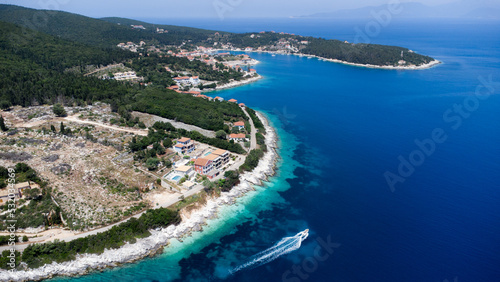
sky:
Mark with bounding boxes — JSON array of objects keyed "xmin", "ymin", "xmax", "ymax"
[
  {"xmin": 0, "ymin": 0, "xmax": 460, "ymax": 18},
  {"xmin": 0, "ymin": 0, "xmax": 472, "ymax": 19}
]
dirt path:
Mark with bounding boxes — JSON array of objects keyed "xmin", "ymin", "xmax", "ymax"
[
  {"xmin": 83, "ymin": 64, "xmax": 121, "ymax": 77},
  {"xmin": 0, "ymin": 182, "xmax": 209, "ymax": 253},
  {"xmin": 1, "ymin": 111, "xmax": 56, "ymax": 128},
  {"xmin": 10, "ymin": 112, "xmax": 148, "ymax": 137},
  {"xmin": 63, "ymin": 115, "xmax": 148, "ymax": 136}
]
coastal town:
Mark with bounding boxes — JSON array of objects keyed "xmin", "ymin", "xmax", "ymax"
[
  {"xmin": 0, "ymin": 17, "xmax": 280, "ymax": 275},
  {"xmin": 0, "ymin": 2, "xmax": 444, "ymax": 279},
  {"xmin": 0, "ymin": 22, "xmax": 273, "ymax": 262},
  {"xmin": 111, "ymin": 40, "xmax": 261, "ymax": 94}
]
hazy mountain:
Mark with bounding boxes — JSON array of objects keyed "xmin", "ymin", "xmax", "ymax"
[
  {"xmin": 462, "ymin": 7, "xmax": 500, "ymax": 19},
  {"xmin": 300, "ymin": 1, "xmax": 500, "ymax": 19}
]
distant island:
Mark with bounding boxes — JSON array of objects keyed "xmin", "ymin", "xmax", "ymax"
[{"xmin": 299, "ymin": 1, "xmax": 500, "ymax": 20}]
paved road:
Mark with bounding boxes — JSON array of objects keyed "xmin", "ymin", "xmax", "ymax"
[
  {"xmin": 242, "ymin": 107, "xmax": 257, "ymax": 150},
  {"xmin": 0, "ymin": 184, "xmax": 208, "ymax": 253},
  {"xmin": 132, "ymin": 111, "xmax": 216, "ymax": 138}
]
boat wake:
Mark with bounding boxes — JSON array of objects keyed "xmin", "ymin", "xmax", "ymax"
[{"xmin": 229, "ymin": 229, "xmax": 309, "ymax": 275}]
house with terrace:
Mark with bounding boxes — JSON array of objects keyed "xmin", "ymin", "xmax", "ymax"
[
  {"xmin": 173, "ymin": 76, "xmax": 190, "ymax": 85},
  {"xmin": 173, "ymin": 76, "xmax": 200, "ymax": 86},
  {"xmin": 0, "ymin": 181, "xmax": 40, "ymax": 205},
  {"xmin": 173, "ymin": 137, "xmax": 195, "ymax": 154},
  {"xmin": 204, "ymin": 154, "xmax": 220, "ymax": 169},
  {"xmin": 0, "ymin": 189, "xmax": 18, "ymax": 205},
  {"xmin": 194, "ymin": 158, "xmax": 217, "ymax": 179},
  {"xmin": 212, "ymin": 149, "xmax": 230, "ymax": 169},
  {"xmin": 229, "ymin": 133, "xmax": 247, "ymax": 142},
  {"xmin": 190, "ymin": 76, "xmax": 200, "ymax": 84},
  {"xmin": 233, "ymin": 121, "xmax": 245, "ymax": 131},
  {"xmin": 164, "ymin": 165, "xmax": 195, "ymax": 184},
  {"xmin": 175, "ymin": 165, "xmax": 194, "ymax": 176}
]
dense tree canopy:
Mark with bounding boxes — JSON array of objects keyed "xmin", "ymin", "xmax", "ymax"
[
  {"xmin": 301, "ymin": 38, "xmax": 434, "ymax": 66},
  {"xmin": 227, "ymin": 32, "xmax": 435, "ymax": 66},
  {"xmin": 0, "ymin": 20, "xmax": 136, "ymax": 107},
  {"xmin": 132, "ymin": 89, "xmax": 246, "ymax": 131},
  {"xmin": 128, "ymin": 55, "xmax": 244, "ymax": 86},
  {"xmin": 0, "ymin": 20, "xmax": 247, "ymax": 131},
  {"xmin": 0, "ymin": 5, "xmax": 224, "ymax": 48}
]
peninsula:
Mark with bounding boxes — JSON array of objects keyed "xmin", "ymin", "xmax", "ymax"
[
  {"xmin": 0, "ymin": 4, "xmax": 439, "ymax": 70},
  {"xmin": 0, "ymin": 3, "xmax": 439, "ymax": 280}
]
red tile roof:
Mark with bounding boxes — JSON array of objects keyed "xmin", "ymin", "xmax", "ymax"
[
  {"xmin": 178, "ymin": 137, "xmax": 191, "ymax": 143},
  {"xmin": 194, "ymin": 158, "xmax": 211, "ymax": 167},
  {"xmin": 234, "ymin": 121, "xmax": 245, "ymax": 126},
  {"xmin": 230, "ymin": 133, "xmax": 246, "ymax": 139},
  {"xmin": 228, "ymin": 99, "xmax": 238, "ymax": 103}
]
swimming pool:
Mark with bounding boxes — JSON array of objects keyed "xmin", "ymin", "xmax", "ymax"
[
  {"xmin": 171, "ymin": 175, "xmax": 181, "ymax": 181},
  {"xmin": 204, "ymin": 152, "xmax": 211, "ymax": 156}
]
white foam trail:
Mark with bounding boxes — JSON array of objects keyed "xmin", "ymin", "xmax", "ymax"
[{"xmin": 229, "ymin": 229, "xmax": 309, "ymax": 275}]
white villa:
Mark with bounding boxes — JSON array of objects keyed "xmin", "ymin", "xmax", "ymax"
[
  {"xmin": 173, "ymin": 137, "xmax": 196, "ymax": 154},
  {"xmin": 173, "ymin": 76, "xmax": 200, "ymax": 86},
  {"xmin": 229, "ymin": 133, "xmax": 247, "ymax": 142},
  {"xmin": 233, "ymin": 121, "xmax": 245, "ymax": 130},
  {"xmin": 114, "ymin": 71, "xmax": 139, "ymax": 81}
]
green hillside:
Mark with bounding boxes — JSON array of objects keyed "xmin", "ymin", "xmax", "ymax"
[
  {"xmin": 227, "ymin": 32, "xmax": 435, "ymax": 67},
  {"xmin": 0, "ymin": 4, "xmax": 436, "ymax": 67},
  {"xmin": 0, "ymin": 19, "xmax": 246, "ymax": 133},
  {"xmin": 302, "ymin": 38, "xmax": 435, "ymax": 66},
  {"xmin": 0, "ymin": 5, "xmax": 221, "ymax": 47},
  {"xmin": 0, "ymin": 20, "xmax": 135, "ymax": 107},
  {"xmin": 101, "ymin": 17, "xmax": 228, "ymax": 37}
]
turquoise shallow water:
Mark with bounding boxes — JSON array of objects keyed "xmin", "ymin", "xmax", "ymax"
[
  {"xmin": 53, "ymin": 19, "xmax": 500, "ymax": 282},
  {"xmin": 54, "ymin": 113, "xmax": 305, "ymax": 282}
]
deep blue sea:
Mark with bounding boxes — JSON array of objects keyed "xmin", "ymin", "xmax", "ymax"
[{"xmin": 57, "ymin": 18, "xmax": 500, "ymax": 282}]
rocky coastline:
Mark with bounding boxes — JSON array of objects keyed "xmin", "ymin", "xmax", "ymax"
[{"xmin": 0, "ymin": 112, "xmax": 279, "ymax": 282}]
